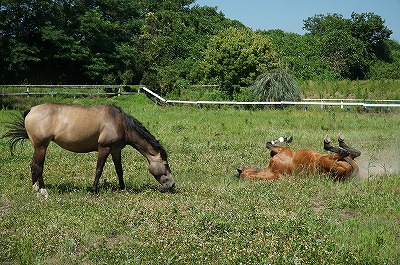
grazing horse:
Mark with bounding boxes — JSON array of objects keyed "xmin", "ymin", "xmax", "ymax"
[
  {"xmin": 2, "ymin": 103, "xmax": 175, "ymax": 197},
  {"xmin": 238, "ymin": 134, "xmax": 360, "ymax": 181}
]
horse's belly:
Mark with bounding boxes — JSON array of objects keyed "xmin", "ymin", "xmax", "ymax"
[
  {"xmin": 53, "ymin": 136, "xmax": 99, "ymax": 153},
  {"xmin": 292, "ymin": 151, "xmax": 321, "ymax": 174}
]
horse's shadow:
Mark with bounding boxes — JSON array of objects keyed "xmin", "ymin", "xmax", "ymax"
[
  {"xmin": 45, "ymin": 181, "xmax": 177, "ymax": 195},
  {"xmin": 46, "ymin": 182, "xmax": 84, "ymax": 194}
]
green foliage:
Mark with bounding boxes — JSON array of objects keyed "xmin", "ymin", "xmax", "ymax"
[
  {"xmin": 138, "ymin": 5, "xmax": 245, "ymax": 93},
  {"xmin": 0, "ymin": 1, "xmax": 398, "ymax": 89},
  {"xmin": 368, "ymin": 40, "xmax": 400, "ymax": 79},
  {"xmin": 201, "ymin": 27, "xmax": 279, "ymax": 98},
  {"xmin": 302, "ymin": 12, "xmax": 393, "ymax": 80},
  {"xmin": 303, "ymin": 12, "xmax": 392, "ymax": 47},
  {"xmin": 260, "ymin": 30, "xmax": 339, "ymax": 80},
  {"xmin": 318, "ymin": 30, "xmax": 369, "ymax": 79},
  {"xmin": 249, "ymin": 68, "xmax": 301, "ymax": 103},
  {"xmin": 263, "ymin": 13, "xmax": 397, "ymax": 81}
]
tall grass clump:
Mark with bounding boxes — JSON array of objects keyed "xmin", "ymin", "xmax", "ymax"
[{"xmin": 249, "ymin": 68, "xmax": 301, "ymax": 103}]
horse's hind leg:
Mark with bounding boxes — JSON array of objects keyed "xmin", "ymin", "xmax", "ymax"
[
  {"xmin": 323, "ymin": 135, "xmax": 349, "ymax": 157},
  {"xmin": 338, "ymin": 133, "xmax": 361, "ymax": 159},
  {"xmin": 92, "ymin": 146, "xmax": 111, "ymax": 193},
  {"xmin": 31, "ymin": 147, "xmax": 48, "ymax": 198},
  {"xmin": 111, "ymin": 151, "xmax": 125, "ymax": 190},
  {"xmin": 320, "ymin": 155, "xmax": 353, "ymax": 181}
]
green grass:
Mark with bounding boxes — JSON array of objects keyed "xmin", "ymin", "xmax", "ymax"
[
  {"xmin": 300, "ymin": 79, "xmax": 400, "ymax": 100},
  {"xmin": 1, "ymin": 94, "xmax": 400, "ymax": 264}
]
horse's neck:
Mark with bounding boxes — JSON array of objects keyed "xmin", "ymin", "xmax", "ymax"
[
  {"xmin": 127, "ymin": 134, "xmax": 160, "ymax": 163},
  {"xmin": 259, "ymin": 168, "xmax": 280, "ymax": 180}
]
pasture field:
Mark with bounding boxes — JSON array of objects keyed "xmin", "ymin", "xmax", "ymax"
[{"xmin": 1, "ymin": 94, "xmax": 400, "ymax": 264}]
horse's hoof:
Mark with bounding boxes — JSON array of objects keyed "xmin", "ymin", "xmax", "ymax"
[
  {"xmin": 338, "ymin": 132, "xmax": 345, "ymax": 142},
  {"xmin": 32, "ymin": 182, "xmax": 40, "ymax": 192},
  {"xmin": 286, "ymin": 136, "xmax": 293, "ymax": 143},
  {"xmin": 37, "ymin": 188, "xmax": 49, "ymax": 198},
  {"xmin": 324, "ymin": 134, "xmax": 331, "ymax": 144}
]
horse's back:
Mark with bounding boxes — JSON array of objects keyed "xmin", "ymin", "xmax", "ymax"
[
  {"xmin": 25, "ymin": 103, "xmax": 125, "ymax": 152},
  {"xmin": 238, "ymin": 167, "xmax": 279, "ymax": 180}
]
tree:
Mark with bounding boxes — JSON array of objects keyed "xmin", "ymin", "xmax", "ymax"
[
  {"xmin": 138, "ymin": 4, "xmax": 245, "ymax": 94},
  {"xmin": 303, "ymin": 12, "xmax": 393, "ymax": 79},
  {"xmin": 260, "ymin": 30, "xmax": 339, "ymax": 80},
  {"xmin": 201, "ymin": 27, "xmax": 278, "ymax": 98},
  {"xmin": 318, "ymin": 30, "xmax": 369, "ymax": 79},
  {"xmin": 303, "ymin": 13, "xmax": 349, "ymax": 35},
  {"xmin": 0, "ymin": 0, "xmax": 144, "ymax": 84},
  {"xmin": 368, "ymin": 39, "xmax": 400, "ymax": 79}
]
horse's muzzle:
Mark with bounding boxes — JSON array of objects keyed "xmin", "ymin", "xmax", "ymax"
[{"xmin": 170, "ymin": 182, "xmax": 176, "ymax": 190}]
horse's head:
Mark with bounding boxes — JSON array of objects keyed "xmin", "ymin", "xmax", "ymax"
[{"xmin": 149, "ymin": 159, "xmax": 175, "ymax": 190}]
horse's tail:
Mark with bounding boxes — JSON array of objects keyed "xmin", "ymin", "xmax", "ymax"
[{"xmin": 1, "ymin": 109, "xmax": 31, "ymax": 155}]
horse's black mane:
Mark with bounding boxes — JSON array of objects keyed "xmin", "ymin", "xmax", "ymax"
[{"xmin": 110, "ymin": 105, "xmax": 167, "ymax": 159}]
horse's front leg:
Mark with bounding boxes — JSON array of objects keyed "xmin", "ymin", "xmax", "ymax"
[
  {"xmin": 111, "ymin": 151, "xmax": 125, "ymax": 190},
  {"xmin": 31, "ymin": 146, "xmax": 48, "ymax": 198},
  {"xmin": 93, "ymin": 146, "xmax": 111, "ymax": 193}
]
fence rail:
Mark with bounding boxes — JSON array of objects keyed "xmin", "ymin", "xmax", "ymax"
[
  {"xmin": 0, "ymin": 84, "xmax": 139, "ymax": 97},
  {"xmin": 165, "ymin": 99, "xmax": 400, "ymax": 108},
  {"xmin": 141, "ymin": 87, "xmax": 400, "ymax": 108},
  {"xmin": 1, "ymin": 85, "xmax": 400, "ymax": 109}
]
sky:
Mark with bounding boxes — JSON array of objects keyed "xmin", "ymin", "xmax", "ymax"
[{"xmin": 194, "ymin": 0, "xmax": 400, "ymax": 41}]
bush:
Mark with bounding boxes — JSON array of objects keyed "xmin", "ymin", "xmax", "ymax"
[{"xmin": 249, "ymin": 68, "xmax": 301, "ymax": 103}]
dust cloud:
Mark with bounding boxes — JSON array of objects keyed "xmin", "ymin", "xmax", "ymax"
[{"xmin": 356, "ymin": 147, "xmax": 400, "ymax": 179}]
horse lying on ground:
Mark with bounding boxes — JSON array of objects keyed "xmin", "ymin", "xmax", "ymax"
[
  {"xmin": 238, "ymin": 134, "xmax": 360, "ymax": 181},
  {"xmin": 2, "ymin": 103, "xmax": 175, "ymax": 197}
]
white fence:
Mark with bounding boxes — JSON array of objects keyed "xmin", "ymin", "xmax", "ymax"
[
  {"xmin": 1, "ymin": 84, "xmax": 399, "ymax": 109},
  {"xmin": 140, "ymin": 87, "xmax": 400, "ymax": 109}
]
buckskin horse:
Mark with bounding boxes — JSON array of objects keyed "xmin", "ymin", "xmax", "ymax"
[
  {"xmin": 2, "ymin": 103, "xmax": 175, "ymax": 197},
  {"xmin": 238, "ymin": 134, "xmax": 360, "ymax": 181}
]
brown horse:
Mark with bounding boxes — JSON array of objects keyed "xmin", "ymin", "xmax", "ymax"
[
  {"xmin": 3, "ymin": 103, "xmax": 175, "ymax": 197},
  {"xmin": 238, "ymin": 134, "xmax": 360, "ymax": 181}
]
